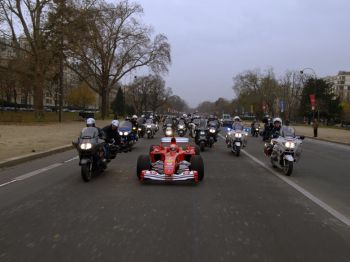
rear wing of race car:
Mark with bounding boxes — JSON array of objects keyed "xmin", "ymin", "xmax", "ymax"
[{"xmin": 160, "ymin": 137, "xmax": 189, "ymax": 143}]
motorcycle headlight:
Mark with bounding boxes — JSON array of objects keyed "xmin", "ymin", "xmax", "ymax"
[
  {"xmin": 123, "ymin": 131, "xmax": 129, "ymax": 136},
  {"xmin": 200, "ymin": 131, "xmax": 205, "ymax": 135},
  {"xmin": 178, "ymin": 125, "xmax": 184, "ymax": 129},
  {"xmin": 147, "ymin": 125, "xmax": 152, "ymax": 128},
  {"xmin": 132, "ymin": 127, "xmax": 136, "ymax": 130},
  {"xmin": 285, "ymin": 141, "xmax": 295, "ymax": 148},
  {"xmin": 235, "ymin": 133, "xmax": 242, "ymax": 138},
  {"xmin": 209, "ymin": 128, "xmax": 216, "ymax": 133},
  {"xmin": 165, "ymin": 130, "xmax": 172, "ymax": 136},
  {"xmin": 80, "ymin": 143, "xmax": 92, "ymax": 150},
  {"xmin": 119, "ymin": 131, "xmax": 123, "ymax": 136},
  {"xmin": 138, "ymin": 128, "xmax": 142, "ymax": 131}
]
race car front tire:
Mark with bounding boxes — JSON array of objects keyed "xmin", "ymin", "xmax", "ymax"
[
  {"xmin": 137, "ymin": 155, "xmax": 151, "ymax": 180},
  {"xmin": 190, "ymin": 155, "xmax": 204, "ymax": 181}
]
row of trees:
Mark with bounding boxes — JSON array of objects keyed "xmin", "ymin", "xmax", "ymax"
[
  {"xmin": 111, "ymin": 74, "xmax": 190, "ymax": 116},
  {"xmin": 196, "ymin": 68, "xmax": 344, "ymax": 122},
  {"xmin": 0, "ymin": 0, "xmax": 171, "ymax": 119}
]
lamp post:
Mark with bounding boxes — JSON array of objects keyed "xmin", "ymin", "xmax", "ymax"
[{"xmin": 300, "ymin": 67, "xmax": 318, "ymax": 121}]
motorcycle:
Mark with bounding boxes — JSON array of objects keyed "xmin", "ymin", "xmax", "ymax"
[
  {"xmin": 164, "ymin": 123, "xmax": 174, "ymax": 137},
  {"xmin": 264, "ymin": 135, "xmax": 304, "ymax": 176},
  {"xmin": 119, "ymin": 121, "xmax": 137, "ymax": 152},
  {"xmin": 208, "ymin": 126, "xmax": 217, "ymax": 147},
  {"xmin": 226, "ymin": 129, "xmax": 247, "ymax": 156},
  {"xmin": 251, "ymin": 124, "xmax": 260, "ymax": 137},
  {"xmin": 73, "ymin": 127, "xmax": 107, "ymax": 182},
  {"xmin": 177, "ymin": 121, "xmax": 187, "ymax": 137},
  {"xmin": 195, "ymin": 128, "xmax": 208, "ymax": 152},
  {"xmin": 144, "ymin": 119, "xmax": 156, "ymax": 139}
]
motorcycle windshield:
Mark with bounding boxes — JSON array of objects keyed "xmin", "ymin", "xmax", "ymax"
[
  {"xmin": 198, "ymin": 119, "xmax": 208, "ymax": 129},
  {"xmin": 119, "ymin": 121, "xmax": 132, "ymax": 131},
  {"xmin": 80, "ymin": 127, "xmax": 99, "ymax": 139},
  {"xmin": 281, "ymin": 126, "xmax": 295, "ymax": 137},
  {"xmin": 164, "ymin": 119, "xmax": 173, "ymax": 126},
  {"xmin": 209, "ymin": 120, "xmax": 218, "ymax": 127}
]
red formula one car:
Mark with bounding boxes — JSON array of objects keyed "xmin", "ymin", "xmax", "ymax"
[{"xmin": 137, "ymin": 137, "xmax": 204, "ymax": 183}]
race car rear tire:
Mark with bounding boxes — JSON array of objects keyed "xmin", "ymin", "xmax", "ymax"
[
  {"xmin": 191, "ymin": 155, "xmax": 204, "ymax": 181},
  {"xmin": 195, "ymin": 145, "xmax": 200, "ymax": 155},
  {"xmin": 137, "ymin": 155, "xmax": 151, "ymax": 180},
  {"xmin": 149, "ymin": 145, "xmax": 157, "ymax": 153}
]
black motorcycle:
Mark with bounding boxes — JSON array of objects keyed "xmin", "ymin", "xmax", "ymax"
[
  {"xmin": 73, "ymin": 127, "xmax": 107, "ymax": 182},
  {"xmin": 119, "ymin": 121, "xmax": 137, "ymax": 152},
  {"xmin": 194, "ymin": 119, "xmax": 210, "ymax": 151},
  {"xmin": 177, "ymin": 119, "xmax": 187, "ymax": 137}
]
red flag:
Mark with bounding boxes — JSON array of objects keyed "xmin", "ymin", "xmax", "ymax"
[{"xmin": 309, "ymin": 94, "xmax": 316, "ymax": 110}]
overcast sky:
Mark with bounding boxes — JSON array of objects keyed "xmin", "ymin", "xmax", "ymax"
[{"xmin": 133, "ymin": 0, "xmax": 350, "ymax": 107}]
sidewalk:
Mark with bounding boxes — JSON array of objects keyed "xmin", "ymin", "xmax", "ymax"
[
  {"xmin": 0, "ymin": 120, "xmax": 112, "ymax": 163},
  {"xmin": 294, "ymin": 125, "xmax": 350, "ymax": 145}
]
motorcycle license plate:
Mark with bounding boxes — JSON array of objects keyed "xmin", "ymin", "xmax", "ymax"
[{"xmin": 235, "ymin": 142, "xmax": 241, "ymax": 146}]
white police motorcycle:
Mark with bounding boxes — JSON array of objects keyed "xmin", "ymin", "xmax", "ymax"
[{"xmin": 265, "ymin": 127, "xmax": 304, "ymax": 176}]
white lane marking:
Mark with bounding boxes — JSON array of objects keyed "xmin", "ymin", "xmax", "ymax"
[
  {"xmin": 218, "ymin": 134, "xmax": 350, "ymax": 227},
  {"xmin": 15, "ymin": 163, "xmax": 63, "ymax": 181},
  {"xmin": 0, "ymin": 156, "xmax": 78, "ymax": 188},
  {"xmin": 64, "ymin": 156, "xmax": 79, "ymax": 163},
  {"xmin": 0, "ymin": 180, "xmax": 17, "ymax": 187}
]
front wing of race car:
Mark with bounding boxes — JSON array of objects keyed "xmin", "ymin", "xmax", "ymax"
[{"xmin": 140, "ymin": 170, "xmax": 199, "ymax": 182}]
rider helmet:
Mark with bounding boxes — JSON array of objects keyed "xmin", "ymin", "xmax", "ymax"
[
  {"xmin": 170, "ymin": 143, "xmax": 177, "ymax": 152},
  {"xmin": 233, "ymin": 116, "xmax": 241, "ymax": 122},
  {"xmin": 86, "ymin": 118, "xmax": 96, "ymax": 127},
  {"xmin": 132, "ymin": 115, "xmax": 138, "ymax": 120},
  {"xmin": 273, "ymin": 117, "xmax": 282, "ymax": 127},
  {"xmin": 111, "ymin": 120, "xmax": 119, "ymax": 127}
]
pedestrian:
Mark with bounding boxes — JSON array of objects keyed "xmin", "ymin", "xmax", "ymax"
[{"xmin": 313, "ymin": 118, "xmax": 318, "ymax": 137}]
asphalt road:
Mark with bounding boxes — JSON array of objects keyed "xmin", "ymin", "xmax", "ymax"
[{"xmin": 0, "ymin": 131, "xmax": 349, "ymax": 262}]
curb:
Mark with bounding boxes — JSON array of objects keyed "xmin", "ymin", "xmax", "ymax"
[{"xmin": 0, "ymin": 144, "xmax": 74, "ymax": 168}]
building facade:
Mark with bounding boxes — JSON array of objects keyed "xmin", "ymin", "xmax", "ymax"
[{"xmin": 324, "ymin": 71, "xmax": 350, "ymax": 102}]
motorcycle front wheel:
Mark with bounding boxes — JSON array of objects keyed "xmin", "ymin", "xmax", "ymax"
[
  {"xmin": 81, "ymin": 163, "xmax": 92, "ymax": 182},
  {"xmin": 283, "ymin": 160, "xmax": 293, "ymax": 176},
  {"xmin": 199, "ymin": 141, "xmax": 205, "ymax": 152}
]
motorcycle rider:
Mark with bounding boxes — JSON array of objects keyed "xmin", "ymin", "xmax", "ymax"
[
  {"xmin": 231, "ymin": 116, "xmax": 244, "ymax": 130},
  {"xmin": 130, "ymin": 115, "xmax": 139, "ymax": 141},
  {"xmin": 265, "ymin": 117, "xmax": 283, "ymax": 156},
  {"xmin": 85, "ymin": 118, "xmax": 107, "ymax": 165},
  {"xmin": 102, "ymin": 120, "xmax": 121, "ymax": 161}
]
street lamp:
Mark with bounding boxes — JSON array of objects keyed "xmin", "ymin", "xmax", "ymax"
[{"xmin": 300, "ymin": 67, "xmax": 318, "ymax": 121}]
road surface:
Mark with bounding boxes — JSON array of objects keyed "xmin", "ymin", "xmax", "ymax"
[{"xmin": 0, "ymin": 132, "xmax": 349, "ymax": 261}]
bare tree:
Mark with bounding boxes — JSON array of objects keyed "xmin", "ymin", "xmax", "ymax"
[
  {"xmin": 0, "ymin": 0, "xmax": 55, "ymax": 118},
  {"xmin": 64, "ymin": 0, "xmax": 171, "ymax": 118}
]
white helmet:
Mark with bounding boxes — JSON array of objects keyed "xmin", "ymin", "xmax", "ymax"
[
  {"xmin": 273, "ymin": 117, "xmax": 282, "ymax": 125},
  {"xmin": 132, "ymin": 115, "xmax": 138, "ymax": 119},
  {"xmin": 111, "ymin": 120, "xmax": 119, "ymax": 127},
  {"xmin": 86, "ymin": 118, "xmax": 95, "ymax": 126},
  {"xmin": 233, "ymin": 116, "xmax": 241, "ymax": 121}
]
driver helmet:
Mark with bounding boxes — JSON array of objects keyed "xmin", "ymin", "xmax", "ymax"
[
  {"xmin": 111, "ymin": 119, "xmax": 119, "ymax": 127},
  {"xmin": 273, "ymin": 117, "xmax": 282, "ymax": 126},
  {"xmin": 125, "ymin": 116, "xmax": 131, "ymax": 121},
  {"xmin": 86, "ymin": 118, "xmax": 96, "ymax": 127},
  {"xmin": 150, "ymin": 115, "xmax": 153, "ymax": 119},
  {"xmin": 233, "ymin": 116, "xmax": 241, "ymax": 122},
  {"xmin": 132, "ymin": 115, "xmax": 138, "ymax": 120},
  {"xmin": 170, "ymin": 143, "xmax": 177, "ymax": 152}
]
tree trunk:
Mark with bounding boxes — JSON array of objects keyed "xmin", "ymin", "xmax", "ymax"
[
  {"xmin": 101, "ymin": 88, "xmax": 110, "ymax": 119},
  {"xmin": 33, "ymin": 63, "xmax": 44, "ymax": 120}
]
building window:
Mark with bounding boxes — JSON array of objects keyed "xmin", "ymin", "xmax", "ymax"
[{"xmin": 20, "ymin": 96, "xmax": 27, "ymax": 104}]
